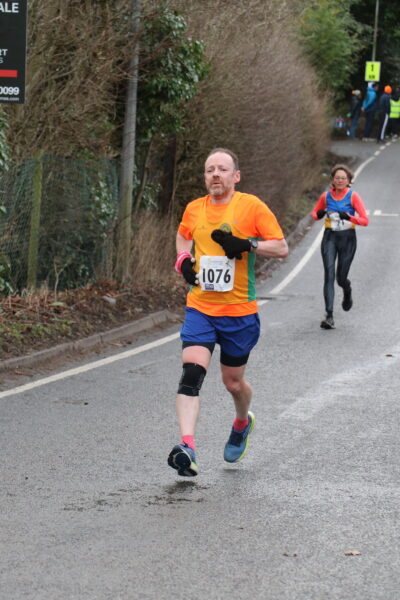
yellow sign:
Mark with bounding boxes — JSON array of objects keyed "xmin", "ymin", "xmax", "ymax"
[{"xmin": 365, "ymin": 61, "xmax": 381, "ymax": 82}]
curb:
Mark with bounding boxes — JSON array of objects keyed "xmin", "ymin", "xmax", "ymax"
[
  {"xmin": 0, "ymin": 309, "xmax": 180, "ymax": 373},
  {"xmin": 0, "ymin": 215, "xmax": 315, "ymax": 374}
]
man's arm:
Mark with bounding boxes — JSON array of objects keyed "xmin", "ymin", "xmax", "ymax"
[
  {"xmin": 252, "ymin": 238, "xmax": 288, "ymax": 259},
  {"xmin": 176, "ymin": 231, "xmax": 193, "ymax": 254},
  {"xmin": 175, "ymin": 231, "xmax": 198, "ymax": 285}
]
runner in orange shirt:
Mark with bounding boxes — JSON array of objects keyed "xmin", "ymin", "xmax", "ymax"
[{"xmin": 168, "ymin": 148, "xmax": 288, "ymax": 476}]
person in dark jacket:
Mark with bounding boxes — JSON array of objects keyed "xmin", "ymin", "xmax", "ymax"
[
  {"xmin": 361, "ymin": 82, "xmax": 379, "ymax": 140},
  {"xmin": 348, "ymin": 89, "xmax": 362, "ymax": 138},
  {"xmin": 377, "ymin": 85, "xmax": 392, "ymax": 142}
]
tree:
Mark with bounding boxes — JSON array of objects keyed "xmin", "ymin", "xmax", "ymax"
[
  {"xmin": 296, "ymin": 0, "xmax": 366, "ymax": 100},
  {"xmin": 350, "ymin": 0, "xmax": 400, "ymax": 89},
  {"xmin": 115, "ymin": 3, "xmax": 208, "ymax": 281},
  {"xmin": 133, "ymin": 4, "xmax": 208, "ymax": 214}
]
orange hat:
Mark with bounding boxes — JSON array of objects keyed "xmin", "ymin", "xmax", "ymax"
[{"xmin": 384, "ymin": 85, "xmax": 392, "ymax": 93}]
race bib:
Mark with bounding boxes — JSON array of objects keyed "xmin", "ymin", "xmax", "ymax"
[
  {"xmin": 329, "ymin": 211, "xmax": 352, "ymax": 231},
  {"xmin": 199, "ymin": 255, "xmax": 235, "ymax": 292}
]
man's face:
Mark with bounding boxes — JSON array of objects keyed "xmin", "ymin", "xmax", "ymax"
[{"xmin": 204, "ymin": 152, "xmax": 240, "ymax": 200}]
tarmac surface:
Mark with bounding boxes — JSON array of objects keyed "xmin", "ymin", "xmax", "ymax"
[{"xmin": 1, "ymin": 137, "xmax": 399, "ymax": 600}]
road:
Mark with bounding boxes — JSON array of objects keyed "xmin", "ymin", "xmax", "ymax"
[{"xmin": 1, "ymin": 140, "xmax": 400, "ymax": 599}]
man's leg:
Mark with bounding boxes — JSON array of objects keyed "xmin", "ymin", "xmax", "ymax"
[
  {"xmin": 176, "ymin": 345, "xmax": 212, "ymax": 439},
  {"xmin": 221, "ymin": 363, "xmax": 255, "ymax": 463},
  {"xmin": 168, "ymin": 344, "xmax": 212, "ymax": 477},
  {"xmin": 221, "ymin": 363, "xmax": 252, "ymax": 420},
  {"xmin": 380, "ymin": 113, "xmax": 389, "ymax": 140},
  {"xmin": 349, "ymin": 116, "xmax": 359, "ymax": 138}
]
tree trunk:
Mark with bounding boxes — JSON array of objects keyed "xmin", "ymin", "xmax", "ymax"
[{"xmin": 115, "ymin": 0, "xmax": 141, "ymax": 283}]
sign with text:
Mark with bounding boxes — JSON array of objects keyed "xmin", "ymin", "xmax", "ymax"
[
  {"xmin": 0, "ymin": 1, "xmax": 28, "ymax": 103},
  {"xmin": 365, "ymin": 61, "xmax": 381, "ymax": 82}
]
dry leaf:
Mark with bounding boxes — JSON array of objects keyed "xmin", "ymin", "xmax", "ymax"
[{"xmin": 344, "ymin": 550, "xmax": 361, "ymax": 556}]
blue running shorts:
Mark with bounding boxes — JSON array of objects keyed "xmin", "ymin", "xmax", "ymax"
[{"xmin": 180, "ymin": 307, "xmax": 260, "ymax": 366}]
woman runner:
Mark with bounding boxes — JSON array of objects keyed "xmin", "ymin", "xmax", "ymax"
[{"xmin": 312, "ymin": 164, "xmax": 369, "ymax": 329}]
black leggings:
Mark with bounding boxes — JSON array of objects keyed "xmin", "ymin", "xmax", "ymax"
[{"xmin": 321, "ymin": 229, "xmax": 357, "ymax": 314}]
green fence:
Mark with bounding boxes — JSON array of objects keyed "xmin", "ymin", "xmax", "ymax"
[{"xmin": 0, "ymin": 154, "xmax": 119, "ymax": 293}]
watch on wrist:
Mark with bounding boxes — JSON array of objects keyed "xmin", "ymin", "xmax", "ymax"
[{"xmin": 250, "ymin": 239, "xmax": 258, "ymax": 252}]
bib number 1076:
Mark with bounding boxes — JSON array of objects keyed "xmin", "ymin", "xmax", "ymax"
[
  {"xmin": 202, "ymin": 268, "xmax": 231, "ymax": 285},
  {"xmin": 199, "ymin": 255, "xmax": 235, "ymax": 292}
]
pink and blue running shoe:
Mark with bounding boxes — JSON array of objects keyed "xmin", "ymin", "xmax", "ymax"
[
  {"xmin": 168, "ymin": 443, "xmax": 199, "ymax": 477},
  {"xmin": 223, "ymin": 411, "xmax": 255, "ymax": 463}
]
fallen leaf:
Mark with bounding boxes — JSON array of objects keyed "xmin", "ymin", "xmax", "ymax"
[{"xmin": 344, "ymin": 550, "xmax": 361, "ymax": 556}]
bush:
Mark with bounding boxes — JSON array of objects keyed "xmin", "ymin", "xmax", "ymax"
[{"xmin": 170, "ymin": 0, "xmax": 330, "ymax": 226}]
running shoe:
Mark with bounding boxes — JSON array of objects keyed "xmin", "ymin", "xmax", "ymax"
[
  {"xmin": 320, "ymin": 315, "xmax": 335, "ymax": 329},
  {"xmin": 168, "ymin": 443, "xmax": 199, "ymax": 477},
  {"xmin": 223, "ymin": 411, "xmax": 255, "ymax": 463},
  {"xmin": 342, "ymin": 286, "xmax": 353, "ymax": 311}
]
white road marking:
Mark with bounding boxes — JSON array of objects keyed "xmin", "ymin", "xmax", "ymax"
[
  {"xmin": 280, "ymin": 351, "xmax": 400, "ymax": 421},
  {"xmin": 0, "ymin": 148, "xmax": 389, "ymax": 399},
  {"xmin": 373, "ymin": 209, "xmax": 398, "ymax": 217},
  {"xmin": 0, "ymin": 333, "xmax": 180, "ymax": 399},
  {"xmin": 269, "ymin": 228, "xmax": 324, "ymax": 295}
]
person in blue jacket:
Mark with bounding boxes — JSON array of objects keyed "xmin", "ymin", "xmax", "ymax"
[{"xmin": 362, "ymin": 82, "xmax": 379, "ymax": 140}]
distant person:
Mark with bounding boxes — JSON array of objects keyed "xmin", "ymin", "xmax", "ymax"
[
  {"xmin": 388, "ymin": 89, "xmax": 400, "ymax": 138},
  {"xmin": 348, "ymin": 89, "xmax": 362, "ymax": 138},
  {"xmin": 377, "ymin": 85, "xmax": 392, "ymax": 142},
  {"xmin": 170, "ymin": 148, "xmax": 288, "ymax": 476},
  {"xmin": 361, "ymin": 82, "xmax": 379, "ymax": 140},
  {"xmin": 311, "ymin": 164, "xmax": 369, "ymax": 330}
]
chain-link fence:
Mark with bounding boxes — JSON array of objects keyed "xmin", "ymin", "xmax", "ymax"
[{"xmin": 0, "ymin": 154, "xmax": 119, "ymax": 293}]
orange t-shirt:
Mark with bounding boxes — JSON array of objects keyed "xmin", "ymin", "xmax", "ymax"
[{"xmin": 178, "ymin": 191, "xmax": 284, "ymax": 316}]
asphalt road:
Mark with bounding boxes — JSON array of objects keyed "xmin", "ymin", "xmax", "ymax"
[{"xmin": 1, "ymin": 139, "xmax": 400, "ymax": 600}]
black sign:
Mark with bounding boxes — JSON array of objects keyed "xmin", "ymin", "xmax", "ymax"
[{"xmin": 0, "ymin": 1, "xmax": 27, "ymax": 104}]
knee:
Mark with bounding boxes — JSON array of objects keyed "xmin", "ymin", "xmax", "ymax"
[
  {"xmin": 222, "ymin": 374, "xmax": 243, "ymax": 395},
  {"xmin": 177, "ymin": 363, "xmax": 207, "ymax": 397},
  {"xmin": 324, "ymin": 271, "xmax": 335, "ymax": 285},
  {"xmin": 336, "ymin": 274, "xmax": 347, "ymax": 288}
]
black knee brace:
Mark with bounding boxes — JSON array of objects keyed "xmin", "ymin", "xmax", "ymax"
[{"xmin": 177, "ymin": 363, "xmax": 207, "ymax": 397}]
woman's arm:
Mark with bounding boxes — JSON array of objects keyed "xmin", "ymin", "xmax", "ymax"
[
  {"xmin": 311, "ymin": 192, "xmax": 327, "ymax": 220},
  {"xmin": 350, "ymin": 192, "xmax": 369, "ymax": 226}
]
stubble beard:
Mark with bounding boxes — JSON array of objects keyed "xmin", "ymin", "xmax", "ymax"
[{"xmin": 207, "ymin": 181, "xmax": 226, "ymax": 199}]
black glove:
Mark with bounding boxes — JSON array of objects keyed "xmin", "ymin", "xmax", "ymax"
[
  {"xmin": 181, "ymin": 257, "xmax": 198, "ymax": 285},
  {"xmin": 338, "ymin": 211, "xmax": 350, "ymax": 221},
  {"xmin": 211, "ymin": 229, "xmax": 251, "ymax": 259},
  {"xmin": 316, "ymin": 209, "xmax": 326, "ymax": 219}
]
